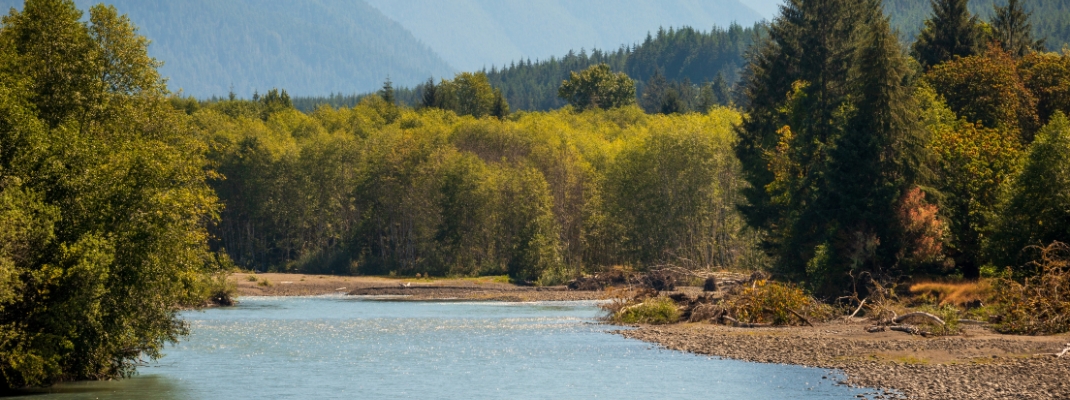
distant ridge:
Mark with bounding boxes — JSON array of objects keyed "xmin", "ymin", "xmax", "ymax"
[{"xmin": 363, "ymin": 0, "xmax": 765, "ymax": 72}]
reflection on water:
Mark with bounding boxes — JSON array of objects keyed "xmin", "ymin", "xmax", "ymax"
[{"xmin": 10, "ymin": 296, "xmax": 876, "ymax": 399}]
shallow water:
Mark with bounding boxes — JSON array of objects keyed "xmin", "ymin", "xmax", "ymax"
[{"xmin": 17, "ymin": 296, "xmax": 877, "ymax": 399}]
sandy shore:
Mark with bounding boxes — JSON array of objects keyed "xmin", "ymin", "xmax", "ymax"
[{"xmin": 619, "ymin": 322, "xmax": 1070, "ymax": 399}]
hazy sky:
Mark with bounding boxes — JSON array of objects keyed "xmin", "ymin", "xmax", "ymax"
[{"xmin": 741, "ymin": 0, "xmax": 783, "ymax": 19}]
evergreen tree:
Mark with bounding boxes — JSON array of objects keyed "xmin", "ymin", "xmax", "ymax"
[
  {"xmin": 640, "ymin": 69, "xmax": 668, "ymax": 113},
  {"xmin": 711, "ymin": 72, "xmax": 733, "ymax": 106},
  {"xmin": 912, "ymin": 0, "xmax": 983, "ymax": 68},
  {"xmin": 379, "ymin": 77, "xmax": 396, "ymax": 105},
  {"xmin": 659, "ymin": 88, "xmax": 686, "ymax": 114},
  {"xmin": 490, "ymin": 89, "xmax": 510, "ymax": 119},
  {"xmin": 421, "ymin": 77, "xmax": 438, "ymax": 109},
  {"xmin": 992, "ymin": 0, "xmax": 1045, "ymax": 57},
  {"xmin": 736, "ymin": 0, "xmax": 925, "ymax": 294}
]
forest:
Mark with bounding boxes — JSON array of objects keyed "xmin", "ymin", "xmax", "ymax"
[{"xmin": 2, "ymin": 0, "xmax": 1070, "ymax": 390}]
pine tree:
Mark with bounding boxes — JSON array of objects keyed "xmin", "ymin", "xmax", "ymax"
[
  {"xmin": 992, "ymin": 0, "xmax": 1045, "ymax": 57},
  {"xmin": 490, "ymin": 89, "xmax": 510, "ymax": 119},
  {"xmin": 421, "ymin": 77, "xmax": 438, "ymax": 109},
  {"xmin": 711, "ymin": 72, "xmax": 732, "ymax": 106},
  {"xmin": 640, "ymin": 69, "xmax": 668, "ymax": 113},
  {"xmin": 379, "ymin": 77, "xmax": 395, "ymax": 105},
  {"xmin": 912, "ymin": 0, "xmax": 983, "ymax": 68}
]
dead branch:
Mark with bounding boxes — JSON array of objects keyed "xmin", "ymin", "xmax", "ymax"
[
  {"xmin": 849, "ymin": 299, "xmax": 867, "ymax": 319},
  {"xmin": 866, "ymin": 325, "xmax": 887, "ymax": 333},
  {"xmin": 889, "ymin": 325, "xmax": 928, "ymax": 336},
  {"xmin": 893, "ymin": 312, "xmax": 946, "ymax": 326},
  {"xmin": 1057, "ymin": 343, "xmax": 1070, "ymax": 358},
  {"xmin": 789, "ymin": 308, "xmax": 814, "ymax": 327}
]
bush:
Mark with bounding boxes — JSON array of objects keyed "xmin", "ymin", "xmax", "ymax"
[
  {"xmin": 607, "ymin": 297, "xmax": 681, "ymax": 325},
  {"xmin": 724, "ymin": 280, "xmax": 833, "ymax": 325},
  {"xmin": 992, "ymin": 242, "xmax": 1070, "ymax": 335}
]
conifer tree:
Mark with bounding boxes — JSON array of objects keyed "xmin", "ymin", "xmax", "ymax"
[
  {"xmin": 640, "ymin": 69, "xmax": 668, "ymax": 113},
  {"xmin": 490, "ymin": 89, "xmax": 510, "ymax": 119},
  {"xmin": 912, "ymin": 0, "xmax": 983, "ymax": 69},
  {"xmin": 737, "ymin": 0, "xmax": 927, "ymax": 294},
  {"xmin": 379, "ymin": 77, "xmax": 396, "ymax": 105},
  {"xmin": 421, "ymin": 77, "xmax": 438, "ymax": 109},
  {"xmin": 992, "ymin": 0, "xmax": 1045, "ymax": 57}
]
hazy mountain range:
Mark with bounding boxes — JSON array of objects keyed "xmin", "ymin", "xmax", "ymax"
[{"xmin": 2, "ymin": 0, "xmax": 771, "ymax": 97}]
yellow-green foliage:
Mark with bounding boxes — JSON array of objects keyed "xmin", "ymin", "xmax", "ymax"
[
  {"xmin": 195, "ymin": 97, "xmax": 760, "ymax": 283},
  {"xmin": 610, "ymin": 297, "xmax": 681, "ymax": 325},
  {"xmin": 725, "ymin": 280, "xmax": 833, "ymax": 325}
]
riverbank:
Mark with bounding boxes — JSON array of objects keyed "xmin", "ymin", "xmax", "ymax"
[
  {"xmin": 229, "ymin": 273, "xmax": 615, "ymax": 300},
  {"xmin": 619, "ymin": 322, "xmax": 1070, "ymax": 399}
]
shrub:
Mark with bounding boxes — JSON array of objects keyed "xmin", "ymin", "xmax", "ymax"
[
  {"xmin": 724, "ymin": 280, "xmax": 833, "ymax": 325},
  {"xmin": 909, "ymin": 281, "xmax": 993, "ymax": 306},
  {"xmin": 607, "ymin": 297, "xmax": 681, "ymax": 325},
  {"xmin": 992, "ymin": 242, "xmax": 1070, "ymax": 335}
]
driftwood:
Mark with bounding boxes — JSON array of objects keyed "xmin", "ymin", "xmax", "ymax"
[
  {"xmin": 890, "ymin": 325, "xmax": 921, "ymax": 335},
  {"xmin": 866, "ymin": 325, "xmax": 887, "ymax": 333},
  {"xmin": 893, "ymin": 312, "xmax": 946, "ymax": 326},
  {"xmin": 849, "ymin": 299, "xmax": 867, "ymax": 319},
  {"xmin": 1057, "ymin": 343, "xmax": 1070, "ymax": 358},
  {"xmin": 788, "ymin": 309, "xmax": 814, "ymax": 327}
]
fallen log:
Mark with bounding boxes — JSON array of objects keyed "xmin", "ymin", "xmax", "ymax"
[
  {"xmin": 866, "ymin": 325, "xmax": 887, "ymax": 333},
  {"xmin": 893, "ymin": 312, "xmax": 945, "ymax": 326},
  {"xmin": 789, "ymin": 308, "xmax": 815, "ymax": 327}
]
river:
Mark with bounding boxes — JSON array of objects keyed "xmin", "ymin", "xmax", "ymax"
[{"xmin": 16, "ymin": 296, "xmax": 877, "ymax": 399}]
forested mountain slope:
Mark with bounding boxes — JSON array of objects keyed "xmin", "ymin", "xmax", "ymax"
[
  {"xmin": 0, "ymin": 0, "xmax": 455, "ymax": 97},
  {"xmin": 362, "ymin": 0, "xmax": 765, "ymax": 72},
  {"xmin": 884, "ymin": 0, "xmax": 1070, "ymax": 49}
]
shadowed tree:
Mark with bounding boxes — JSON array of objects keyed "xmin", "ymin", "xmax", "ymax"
[
  {"xmin": 992, "ymin": 0, "xmax": 1045, "ymax": 57},
  {"xmin": 912, "ymin": 0, "xmax": 983, "ymax": 69}
]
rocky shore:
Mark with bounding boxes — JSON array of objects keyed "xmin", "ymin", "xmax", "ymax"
[{"xmin": 619, "ymin": 322, "xmax": 1070, "ymax": 399}]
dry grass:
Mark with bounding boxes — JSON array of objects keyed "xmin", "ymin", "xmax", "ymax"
[
  {"xmin": 606, "ymin": 296, "xmax": 681, "ymax": 325},
  {"xmin": 909, "ymin": 280, "xmax": 993, "ymax": 306}
]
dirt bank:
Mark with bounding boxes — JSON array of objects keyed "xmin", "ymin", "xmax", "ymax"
[{"xmin": 619, "ymin": 322, "xmax": 1070, "ymax": 399}]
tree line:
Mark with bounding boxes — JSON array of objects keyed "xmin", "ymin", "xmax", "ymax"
[{"xmin": 293, "ymin": 23, "xmax": 764, "ymax": 114}]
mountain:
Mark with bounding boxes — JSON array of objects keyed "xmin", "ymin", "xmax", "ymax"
[
  {"xmin": 1, "ymin": 0, "xmax": 455, "ymax": 98},
  {"xmin": 362, "ymin": 0, "xmax": 765, "ymax": 72},
  {"xmin": 883, "ymin": 0, "xmax": 1070, "ymax": 50}
]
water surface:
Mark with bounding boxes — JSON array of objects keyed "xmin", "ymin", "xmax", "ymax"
[{"xmin": 18, "ymin": 296, "xmax": 876, "ymax": 399}]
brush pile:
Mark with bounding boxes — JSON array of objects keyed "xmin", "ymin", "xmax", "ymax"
[{"xmin": 993, "ymin": 242, "xmax": 1070, "ymax": 335}]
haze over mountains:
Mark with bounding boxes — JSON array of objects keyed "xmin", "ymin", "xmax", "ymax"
[
  {"xmin": 364, "ymin": 0, "xmax": 767, "ymax": 72},
  {"xmin": 1, "ymin": 0, "xmax": 771, "ymax": 97}
]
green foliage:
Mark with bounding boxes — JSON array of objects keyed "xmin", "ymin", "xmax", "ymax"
[
  {"xmin": 912, "ymin": 0, "xmax": 984, "ymax": 69},
  {"xmin": 925, "ymin": 46, "xmax": 1039, "ymax": 137},
  {"xmin": 989, "ymin": 114, "xmax": 1070, "ymax": 268},
  {"xmin": 924, "ymin": 87, "xmax": 1024, "ymax": 277},
  {"xmin": 557, "ymin": 64, "xmax": 636, "ymax": 111},
  {"xmin": 609, "ymin": 297, "xmax": 681, "ymax": 325},
  {"xmin": 0, "ymin": 0, "xmax": 219, "ymax": 388}
]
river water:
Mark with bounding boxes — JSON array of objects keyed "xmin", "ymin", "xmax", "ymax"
[{"xmin": 18, "ymin": 296, "xmax": 877, "ymax": 399}]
